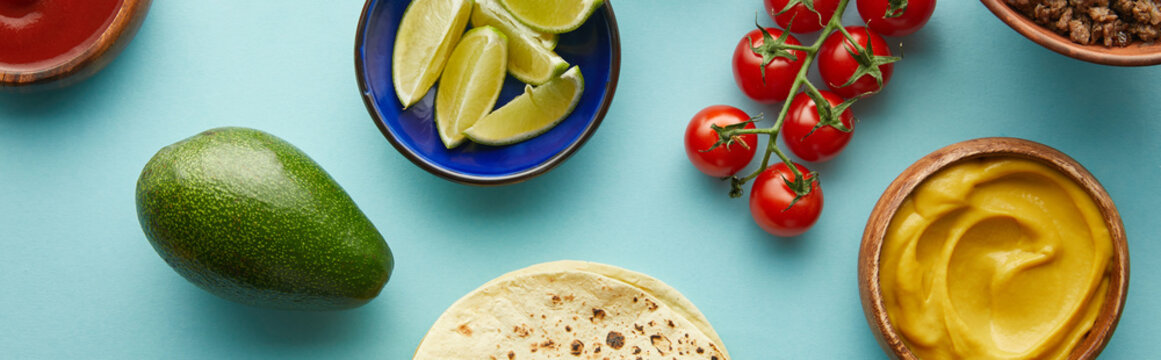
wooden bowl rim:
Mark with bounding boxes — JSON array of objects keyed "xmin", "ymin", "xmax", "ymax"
[
  {"xmin": 858, "ymin": 137, "xmax": 1130, "ymax": 360},
  {"xmin": 0, "ymin": 0, "xmax": 153, "ymax": 87},
  {"xmin": 980, "ymin": 0, "xmax": 1161, "ymax": 66}
]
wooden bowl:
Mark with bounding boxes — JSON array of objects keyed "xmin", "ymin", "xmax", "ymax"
[
  {"xmin": 981, "ymin": 0, "xmax": 1161, "ymax": 66},
  {"xmin": 859, "ymin": 137, "xmax": 1129, "ymax": 359},
  {"xmin": 0, "ymin": 0, "xmax": 152, "ymax": 91}
]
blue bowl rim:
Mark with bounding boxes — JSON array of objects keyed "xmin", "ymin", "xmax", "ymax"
[{"xmin": 354, "ymin": 0, "xmax": 622, "ymax": 186}]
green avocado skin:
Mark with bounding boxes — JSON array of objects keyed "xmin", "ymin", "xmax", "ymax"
[{"xmin": 136, "ymin": 127, "xmax": 393, "ymax": 311}]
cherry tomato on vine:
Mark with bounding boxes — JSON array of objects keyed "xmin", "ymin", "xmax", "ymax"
[
  {"xmin": 782, "ymin": 90, "xmax": 854, "ymax": 163},
  {"xmin": 857, "ymin": 0, "xmax": 936, "ymax": 37},
  {"xmin": 732, "ymin": 27, "xmax": 807, "ymax": 104},
  {"xmin": 749, "ymin": 162, "xmax": 822, "ymax": 237},
  {"xmin": 684, "ymin": 105, "xmax": 758, "ymax": 177},
  {"xmin": 818, "ymin": 26, "xmax": 895, "ymax": 99},
  {"xmin": 764, "ymin": 0, "xmax": 841, "ymax": 34}
]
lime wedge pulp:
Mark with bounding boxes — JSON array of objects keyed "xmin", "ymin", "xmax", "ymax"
[
  {"xmin": 498, "ymin": 0, "xmax": 603, "ymax": 34},
  {"xmin": 471, "ymin": 0, "xmax": 568, "ymax": 85},
  {"xmin": 472, "ymin": 0, "xmax": 556, "ymax": 49},
  {"xmin": 435, "ymin": 26, "xmax": 509, "ymax": 149},
  {"xmin": 464, "ymin": 66, "xmax": 584, "ymax": 146},
  {"xmin": 393, "ymin": 0, "xmax": 472, "ymax": 109}
]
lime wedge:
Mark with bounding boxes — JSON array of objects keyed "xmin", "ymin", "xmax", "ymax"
[
  {"xmin": 472, "ymin": 0, "xmax": 557, "ymax": 49},
  {"xmin": 393, "ymin": 0, "xmax": 472, "ymax": 109},
  {"xmin": 498, "ymin": 0, "xmax": 603, "ymax": 34},
  {"xmin": 435, "ymin": 27, "xmax": 509, "ymax": 149},
  {"xmin": 471, "ymin": 0, "xmax": 568, "ymax": 85},
  {"xmin": 465, "ymin": 66, "xmax": 584, "ymax": 146}
]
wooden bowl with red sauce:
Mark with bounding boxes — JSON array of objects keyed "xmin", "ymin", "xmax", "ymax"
[
  {"xmin": 0, "ymin": 0, "xmax": 152, "ymax": 91},
  {"xmin": 981, "ymin": 0, "xmax": 1161, "ymax": 66}
]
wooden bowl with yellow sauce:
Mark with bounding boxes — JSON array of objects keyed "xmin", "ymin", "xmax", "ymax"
[{"xmin": 859, "ymin": 137, "xmax": 1129, "ymax": 359}]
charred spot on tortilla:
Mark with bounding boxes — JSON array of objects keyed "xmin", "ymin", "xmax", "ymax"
[
  {"xmin": 564, "ymin": 325, "xmax": 571, "ymax": 332},
  {"xmin": 569, "ymin": 340, "xmax": 584, "ymax": 355},
  {"xmin": 651, "ymin": 334, "xmax": 672, "ymax": 355},
  {"xmin": 456, "ymin": 323, "xmax": 472, "ymax": 336},
  {"xmin": 606, "ymin": 331, "xmax": 625, "ymax": 349},
  {"xmin": 590, "ymin": 308, "xmax": 607, "ymax": 322},
  {"xmin": 513, "ymin": 325, "xmax": 531, "ymax": 338},
  {"xmin": 631, "ymin": 345, "xmax": 642, "ymax": 354},
  {"xmin": 507, "ymin": 351, "xmax": 515, "ymax": 359}
]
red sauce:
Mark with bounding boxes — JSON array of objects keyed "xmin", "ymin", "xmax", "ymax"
[{"xmin": 0, "ymin": 0, "xmax": 123, "ymax": 70}]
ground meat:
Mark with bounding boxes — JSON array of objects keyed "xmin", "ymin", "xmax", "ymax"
[{"xmin": 1007, "ymin": 0, "xmax": 1161, "ymax": 46}]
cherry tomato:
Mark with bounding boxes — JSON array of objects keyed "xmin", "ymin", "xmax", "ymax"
[
  {"xmin": 781, "ymin": 91, "xmax": 854, "ymax": 163},
  {"xmin": 732, "ymin": 27, "xmax": 807, "ymax": 104},
  {"xmin": 684, "ymin": 105, "xmax": 758, "ymax": 177},
  {"xmin": 857, "ymin": 0, "xmax": 936, "ymax": 37},
  {"xmin": 749, "ymin": 162, "xmax": 822, "ymax": 237},
  {"xmin": 818, "ymin": 26, "xmax": 895, "ymax": 99},
  {"xmin": 764, "ymin": 0, "xmax": 841, "ymax": 33}
]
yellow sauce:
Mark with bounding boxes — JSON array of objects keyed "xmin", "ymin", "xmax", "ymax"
[{"xmin": 881, "ymin": 157, "xmax": 1112, "ymax": 359}]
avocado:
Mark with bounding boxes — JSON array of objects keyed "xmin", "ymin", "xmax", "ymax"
[{"xmin": 136, "ymin": 127, "xmax": 393, "ymax": 311}]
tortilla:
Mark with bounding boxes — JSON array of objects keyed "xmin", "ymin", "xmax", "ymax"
[{"xmin": 413, "ymin": 260, "xmax": 730, "ymax": 359}]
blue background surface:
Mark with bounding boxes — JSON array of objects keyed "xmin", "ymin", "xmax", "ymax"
[{"xmin": 1, "ymin": 1, "xmax": 1158, "ymax": 358}]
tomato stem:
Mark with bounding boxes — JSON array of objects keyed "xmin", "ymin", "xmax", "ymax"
[
  {"xmin": 725, "ymin": 128, "xmax": 778, "ymax": 136},
  {"xmin": 836, "ymin": 22, "xmax": 857, "ymax": 44},
  {"xmin": 772, "ymin": 146, "xmax": 798, "ymax": 176},
  {"xmin": 885, "ymin": 0, "xmax": 908, "ymax": 18},
  {"xmin": 800, "ymin": 81, "xmax": 857, "ymax": 137},
  {"xmin": 779, "ymin": 44, "xmax": 816, "ymax": 53},
  {"xmin": 802, "ymin": 79, "xmax": 822, "ymax": 97}
]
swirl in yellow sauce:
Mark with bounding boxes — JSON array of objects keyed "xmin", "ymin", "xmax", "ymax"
[{"xmin": 882, "ymin": 157, "xmax": 1111, "ymax": 359}]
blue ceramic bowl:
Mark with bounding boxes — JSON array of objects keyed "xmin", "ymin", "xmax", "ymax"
[{"xmin": 355, "ymin": 0, "xmax": 621, "ymax": 185}]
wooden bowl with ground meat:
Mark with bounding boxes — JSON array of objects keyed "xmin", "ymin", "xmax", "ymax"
[{"xmin": 982, "ymin": 0, "xmax": 1161, "ymax": 66}]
